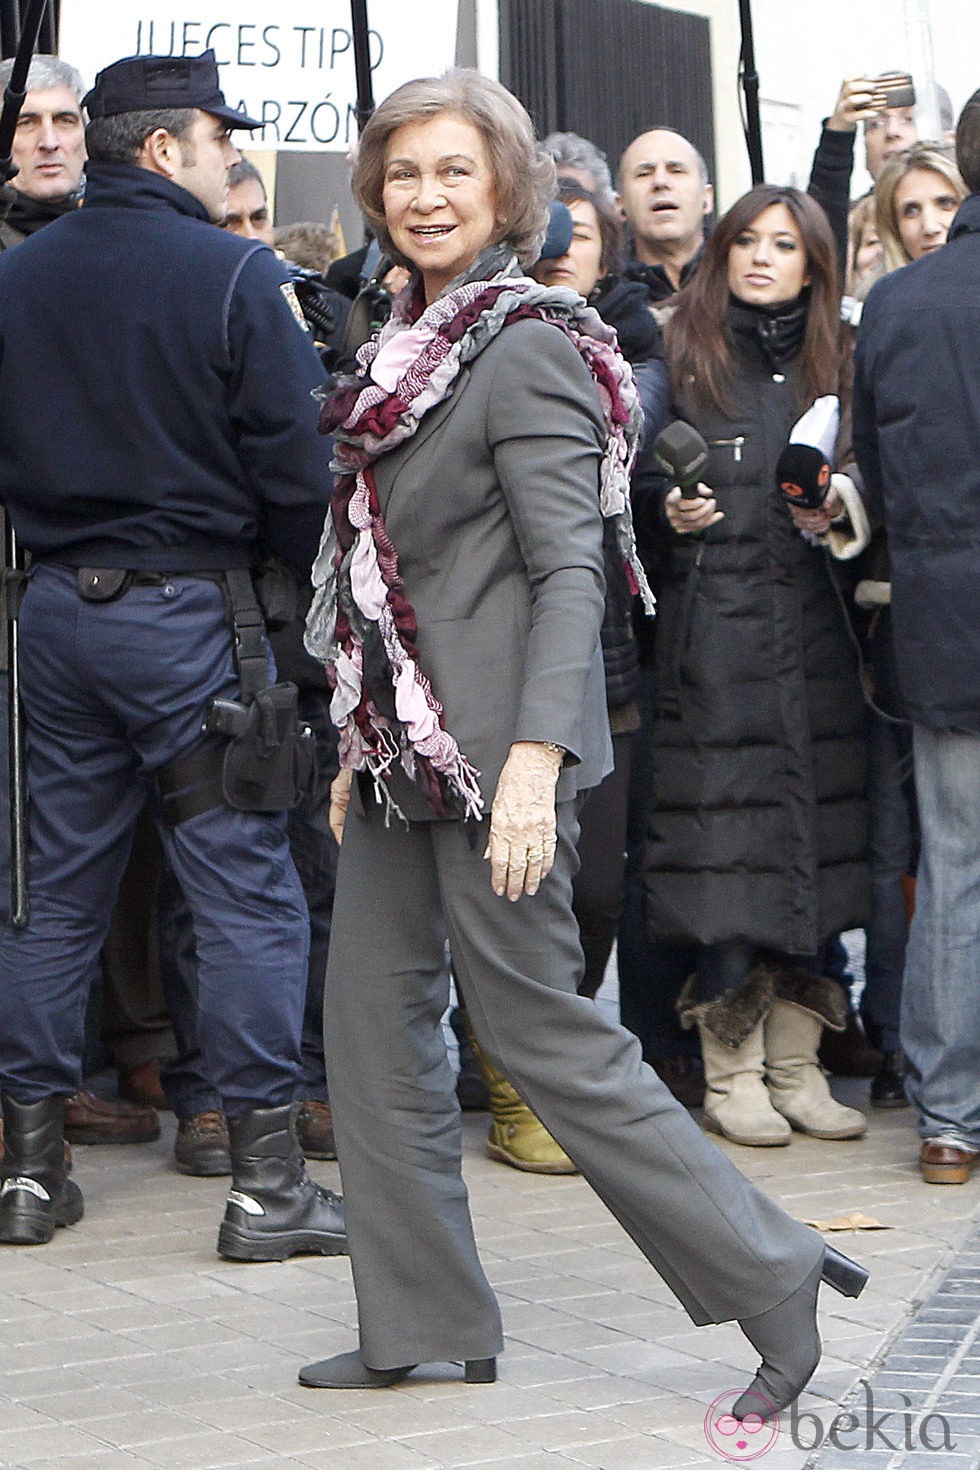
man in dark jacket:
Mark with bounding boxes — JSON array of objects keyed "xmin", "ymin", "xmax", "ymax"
[
  {"xmin": 853, "ymin": 87, "xmax": 980, "ymax": 1187},
  {"xmin": 617, "ymin": 128, "xmax": 711, "ymax": 304},
  {"xmin": 0, "ymin": 53, "xmax": 86, "ymax": 927},
  {"xmin": 0, "ymin": 51, "xmax": 346, "ymax": 1258}
]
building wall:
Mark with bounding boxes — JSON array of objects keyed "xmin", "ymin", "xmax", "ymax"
[
  {"xmin": 484, "ymin": 0, "xmax": 979, "ymax": 210},
  {"xmin": 751, "ymin": 0, "xmax": 979, "ymax": 199}
]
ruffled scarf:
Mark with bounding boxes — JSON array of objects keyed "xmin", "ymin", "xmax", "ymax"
[{"xmin": 305, "ymin": 245, "xmax": 653, "ymax": 821}]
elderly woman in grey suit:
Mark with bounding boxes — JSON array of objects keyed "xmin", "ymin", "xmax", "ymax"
[{"xmin": 295, "ymin": 69, "xmax": 866, "ymax": 1421}]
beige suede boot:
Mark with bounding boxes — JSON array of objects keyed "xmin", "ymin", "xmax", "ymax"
[
  {"xmin": 465, "ymin": 1023, "xmax": 578, "ymax": 1175},
  {"xmin": 697, "ymin": 1022, "xmax": 792, "ymax": 1146},
  {"xmin": 765, "ymin": 1000, "xmax": 868, "ymax": 1140},
  {"xmin": 677, "ymin": 973, "xmax": 790, "ymax": 1147}
]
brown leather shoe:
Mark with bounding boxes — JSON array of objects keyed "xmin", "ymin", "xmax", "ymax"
[
  {"xmin": 920, "ymin": 1140, "xmax": 980, "ymax": 1185},
  {"xmin": 174, "ymin": 1111, "xmax": 231, "ymax": 1176},
  {"xmin": 64, "ymin": 1090, "xmax": 161, "ymax": 1145},
  {"xmin": 118, "ymin": 1059, "xmax": 170, "ymax": 1111},
  {"xmin": 295, "ymin": 1100, "xmax": 337, "ymax": 1160}
]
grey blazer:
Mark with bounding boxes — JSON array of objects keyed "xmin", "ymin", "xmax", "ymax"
[{"xmin": 362, "ymin": 315, "xmax": 613, "ymax": 820}]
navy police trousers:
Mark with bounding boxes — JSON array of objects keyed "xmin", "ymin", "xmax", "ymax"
[{"xmin": 0, "ymin": 565, "xmax": 309, "ymax": 1115}]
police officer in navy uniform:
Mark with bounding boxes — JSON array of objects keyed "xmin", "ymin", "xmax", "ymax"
[{"xmin": 0, "ymin": 51, "xmax": 346, "ymax": 1261}]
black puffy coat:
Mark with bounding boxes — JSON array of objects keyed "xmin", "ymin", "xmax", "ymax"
[{"xmin": 643, "ymin": 306, "xmax": 869, "ymax": 955}]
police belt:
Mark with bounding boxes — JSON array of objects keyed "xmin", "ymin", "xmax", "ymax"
[{"xmin": 55, "ymin": 563, "xmax": 315, "ymax": 824}]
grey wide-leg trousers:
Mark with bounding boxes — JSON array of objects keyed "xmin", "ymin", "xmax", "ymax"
[{"xmin": 323, "ymin": 795, "xmax": 823, "ymax": 1370}]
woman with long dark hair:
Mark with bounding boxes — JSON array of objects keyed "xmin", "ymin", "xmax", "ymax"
[{"xmin": 644, "ymin": 184, "xmax": 870, "ymax": 1149}]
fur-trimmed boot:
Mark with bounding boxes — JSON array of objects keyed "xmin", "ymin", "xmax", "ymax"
[
  {"xmin": 677, "ymin": 972, "xmax": 790, "ymax": 1147},
  {"xmin": 218, "ymin": 1104, "xmax": 348, "ymax": 1261},
  {"xmin": 762, "ymin": 968, "xmax": 868, "ymax": 1139},
  {"xmin": 465, "ymin": 1022, "xmax": 578, "ymax": 1175},
  {"xmin": 0, "ymin": 1093, "xmax": 84, "ymax": 1245}
]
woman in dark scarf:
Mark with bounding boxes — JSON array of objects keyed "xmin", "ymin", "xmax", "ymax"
[{"xmin": 298, "ymin": 79, "xmax": 865, "ymax": 1419}]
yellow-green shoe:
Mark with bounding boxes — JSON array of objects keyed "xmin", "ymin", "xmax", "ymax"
[{"xmin": 486, "ymin": 1110, "xmax": 579, "ymax": 1174}]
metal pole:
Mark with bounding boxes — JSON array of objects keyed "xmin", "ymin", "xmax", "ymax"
[
  {"xmin": 349, "ymin": 0, "xmax": 375, "ymax": 134},
  {"xmin": 904, "ymin": 0, "xmax": 940, "ymax": 142},
  {"xmin": 737, "ymin": 0, "xmax": 765, "ymax": 185},
  {"xmin": 4, "ymin": 517, "xmax": 29, "ymax": 927},
  {"xmin": 0, "ymin": 0, "xmax": 50, "ymax": 180},
  {"xmin": 0, "ymin": 0, "xmax": 47, "ymax": 926}
]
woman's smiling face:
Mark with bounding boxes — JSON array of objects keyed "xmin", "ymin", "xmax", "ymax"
[{"xmin": 382, "ymin": 111, "xmax": 500, "ymax": 302}]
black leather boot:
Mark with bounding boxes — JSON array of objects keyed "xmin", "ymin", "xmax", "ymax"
[
  {"xmin": 0, "ymin": 1093, "xmax": 84, "ymax": 1245},
  {"xmin": 217, "ymin": 1103, "xmax": 348, "ymax": 1262}
]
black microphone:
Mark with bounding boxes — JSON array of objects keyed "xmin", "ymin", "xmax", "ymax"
[
  {"xmin": 652, "ymin": 422, "xmax": 710, "ymax": 496},
  {"xmin": 776, "ymin": 443, "xmax": 832, "ymax": 509}
]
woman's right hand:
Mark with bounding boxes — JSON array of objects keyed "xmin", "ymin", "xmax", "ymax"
[
  {"xmin": 665, "ymin": 484, "xmax": 724, "ymax": 534},
  {"xmin": 329, "ymin": 767, "xmax": 354, "ymax": 846}
]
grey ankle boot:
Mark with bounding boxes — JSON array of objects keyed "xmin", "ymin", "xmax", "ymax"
[
  {"xmin": 217, "ymin": 1103, "xmax": 348, "ymax": 1262},
  {"xmin": 0, "ymin": 1093, "xmax": 84, "ymax": 1245}
]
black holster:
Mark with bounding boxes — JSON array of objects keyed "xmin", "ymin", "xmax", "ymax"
[
  {"xmin": 159, "ymin": 569, "xmax": 315, "ymax": 825},
  {"xmin": 221, "ymin": 681, "xmax": 315, "ymax": 813}
]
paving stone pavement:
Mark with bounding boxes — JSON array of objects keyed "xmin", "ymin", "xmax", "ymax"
[{"xmin": 1, "ymin": 983, "xmax": 979, "ymax": 1469}]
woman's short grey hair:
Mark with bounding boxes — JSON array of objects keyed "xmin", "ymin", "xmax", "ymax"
[
  {"xmin": 0, "ymin": 54, "xmax": 85, "ymax": 103},
  {"xmin": 354, "ymin": 69, "xmax": 555, "ymax": 269},
  {"xmin": 543, "ymin": 131, "xmax": 615, "ymax": 207}
]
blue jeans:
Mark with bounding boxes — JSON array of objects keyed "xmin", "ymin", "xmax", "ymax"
[
  {"xmin": 0, "ymin": 566, "xmax": 309, "ymax": 1115},
  {"xmin": 902, "ymin": 724, "xmax": 980, "ymax": 1148}
]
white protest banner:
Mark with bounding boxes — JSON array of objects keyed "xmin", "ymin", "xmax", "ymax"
[{"xmin": 59, "ymin": 1, "xmax": 460, "ymax": 151}]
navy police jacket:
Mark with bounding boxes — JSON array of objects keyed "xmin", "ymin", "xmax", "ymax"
[
  {"xmin": 0, "ymin": 162, "xmax": 331, "ymax": 573},
  {"xmin": 853, "ymin": 192, "xmax": 980, "ymax": 732}
]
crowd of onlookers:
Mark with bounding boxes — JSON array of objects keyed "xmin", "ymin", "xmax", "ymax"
[{"xmin": 1, "ymin": 50, "xmax": 977, "ymax": 1202}]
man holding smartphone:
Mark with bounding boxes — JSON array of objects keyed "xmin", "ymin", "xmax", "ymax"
[{"xmin": 863, "ymin": 74, "xmax": 918, "ymax": 182}]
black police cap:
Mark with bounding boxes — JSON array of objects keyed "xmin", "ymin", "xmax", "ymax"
[{"xmin": 82, "ymin": 50, "xmax": 262, "ymax": 130}]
